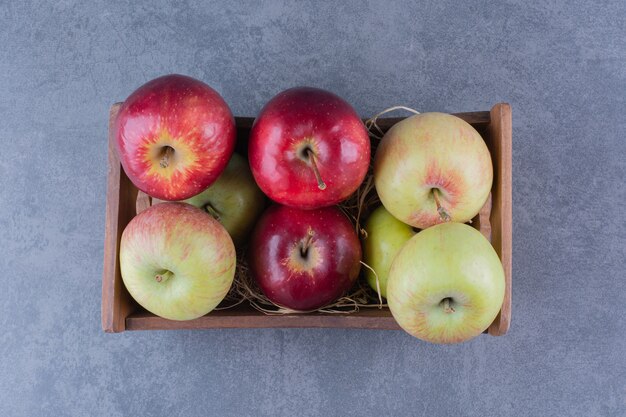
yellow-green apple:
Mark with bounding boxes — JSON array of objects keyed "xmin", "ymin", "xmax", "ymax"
[
  {"xmin": 153, "ymin": 153, "xmax": 266, "ymax": 245},
  {"xmin": 374, "ymin": 112, "xmax": 492, "ymax": 229},
  {"xmin": 120, "ymin": 202, "xmax": 236, "ymax": 320},
  {"xmin": 249, "ymin": 204, "xmax": 362, "ymax": 311},
  {"xmin": 249, "ymin": 87, "xmax": 370, "ymax": 209},
  {"xmin": 387, "ymin": 222, "xmax": 505, "ymax": 344},
  {"xmin": 114, "ymin": 74, "xmax": 235, "ymax": 201},
  {"xmin": 362, "ymin": 206, "xmax": 415, "ymax": 298}
]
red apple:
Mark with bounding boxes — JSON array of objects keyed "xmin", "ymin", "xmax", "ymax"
[
  {"xmin": 249, "ymin": 205, "xmax": 362, "ymax": 311},
  {"xmin": 114, "ymin": 74, "xmax": 236, "ymax": 201},
  {"xmin": 249, "ymin": 87, "xmax": 370, "ymax": 209}
]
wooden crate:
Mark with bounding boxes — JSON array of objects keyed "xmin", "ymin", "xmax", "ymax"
[{"xmin": 102, "ymin": 103, "xmax": 512, "ymax": 334}]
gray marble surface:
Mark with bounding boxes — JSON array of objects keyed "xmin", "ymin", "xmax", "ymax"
[{"xmin": 1, "ymin": 1, "xmax": 624, "ymax": 416}]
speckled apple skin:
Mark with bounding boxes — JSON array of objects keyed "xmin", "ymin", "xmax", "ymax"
[
  {"xmin": 249, "ymin": 204, "xmax": 362, "ymax": 311},
  {"xmin": 249, "ymin": 87, "xmax": 370, "ymax": 209},
  {"xmin": 374, "ymin": 112, "xmax": 493, "ymax": 229},
  {"xmin": 120, "ymin": 202, "xmax": 236, "ymax": 320},
  {"xmin": 115, "ymin": 74, "xmax": 235, "ymax": 201},
  {"xmin": 388, "ymin": 223, "xmax": 504, "ymax": 344}
]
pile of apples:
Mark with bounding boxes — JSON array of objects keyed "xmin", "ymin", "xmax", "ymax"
[{"xmin": 116, "ymin": 74, "xmax": 505, "ymax": 344}]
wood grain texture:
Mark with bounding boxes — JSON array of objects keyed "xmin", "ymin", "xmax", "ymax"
[
  {"xmin": 486, "ymin": 103, "xmax": 513, "ymax": 336},
  {"xmin": 126, "ymin": 307, "xmax": 400, "ymax": 330},
  {"xmin": 476, "ymin": 193, "xmax": 493, "ymax": 242},
  {"xmin": 373, "ymin": 111, "xmax": 491, "ymax": 130},
  {"xmin": 101, "ymin": 104, "xmax": 512, "ymax": 335},
  {"xmin": 135, "ymin": 190, "xmax": 151, "ymax": 215},
  {"xmin": 231, "ymin": 111, "xmax": 491, "ymax": 131},
  {"xmin": 101, "ymin": 103, "xmax": 136, "ymax": 332}
]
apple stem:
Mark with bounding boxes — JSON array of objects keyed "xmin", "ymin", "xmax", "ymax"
[
  {"xmin": 159, "ymin": 146, "xmax": 175, "ymax": 169},
  {"xmin": 432, "ymin": 189, "xmax": 451, "ymax": 222},
  {"xmin": 305, "ymin": 148, "xmax": 326, "ymax": 190},
  {"xmin": 300, "ymin": 228, "xmax": 315, "ymax": 257},
  {"xmin": 443, "ymin": 298, "xmax": 455, "ymax": 313},
  {"xmin": 204, "ymin": 203, "xmax": 221, "ymax": 221},
  {"xmin": 155, "ymin": 270, "xmax": 173, "ymax": 283}
]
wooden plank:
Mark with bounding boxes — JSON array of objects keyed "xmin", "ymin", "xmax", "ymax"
[
  {"xmin": 135, "ymin": 190, "xmax": 151, "ymax": 215},
  {"xmin": 101, "ymin": 103, "xmax": 137, "ymax": 333},
  {"xmin": 373, "ymin": 111, "xmax": 491, "ymax": 131},
  {"xmin": 476, "ymin": 192, "xmax": 493, "ymax": 242},
  {"xmin": 126, "ymin": 307, "xmax": 401, "ymax": 331},
  {"xmin": 234, "ymin": 111, "xmax": 491, "ymax": 134},
  {"xmin": 486, "ymin": 103, "xmax": 513, "ymax": 336}
]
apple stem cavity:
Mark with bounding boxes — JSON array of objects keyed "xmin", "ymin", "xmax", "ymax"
[
  {"xmin": 305, "ymin": 148, "xmax": 327, "ymax": 190},
  {"xmin": 432, "ymin": 189, "xmax": 451, "ymax": 222},
  {"xmin": 159, "ymin": 146, "xmax": 175, "ymax": 169},
  {"xmin": 155, "ymin": 270, "xmax": 173, "ymax": 283},
  {"xmin": 442, "ymin": 297, "xmax": 455, "ymax": 313},
  {"xmin": 300, "ymin": 228, "xmax": 315, "ymax": 258}
]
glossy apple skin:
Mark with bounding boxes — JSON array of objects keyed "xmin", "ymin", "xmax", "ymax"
[
  {"xmin": 387, "ymin": 223, "xmax": 505, "ymax": 344},
  {"xmin": 120, "ymin": 202, "xmax": 236, "ymax": 321},
  {"xmin": 374, "ymin": 112, "xmax": 492, "ymax": 229},
  {"xmin": 115, "ymin": 74, "xmax": 236, "ymax": 201},
  {"xmin": 362, "ymin": 206, "xmax": 415, "ymax": 298},
  {"xmin": 249, "ymin": 87, "xmax": 370, "ymax": 209},
  {"xmin": 249, "ymin": 205, "xmax": 362, "ymax": 311},
  {"xmin": 153, "ymin": 153, "xmax": 266, "ymax": 245}
]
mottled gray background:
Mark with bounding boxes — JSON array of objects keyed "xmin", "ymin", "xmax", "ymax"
[{"xmin": 1, "ymin": 0, "xmax": 624, "ymax": 416}]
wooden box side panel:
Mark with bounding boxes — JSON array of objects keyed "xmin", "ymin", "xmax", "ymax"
[
  {"xmin": 102, "ymin": 103, "xmax": 137, "ymax": 333},
  {"xmin": 126, "ymin": 307, "xmax": 399, "ymax": 331},
  {"xmin": 486, "ymin": 103, "xmax": 512, "ymax": 336}
]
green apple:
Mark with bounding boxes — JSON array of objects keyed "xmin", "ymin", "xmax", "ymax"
[
  {"xmin": 155, "ymin": 153, "xmax": 265, "ymax": 245},
  {"xmin": 362, "ymin": 206, "xmax": 415, "ymax": 298},
  {"xmin": 374, "ymin": 112, "xmax": 493, "ymax": 229},
  {"xmin": 387, "ymin": 222, "xmax": 505, "ymax": 344},
  {"xmin": 120, "ymin": 202, "xmax": 236, "ymax": 321}
]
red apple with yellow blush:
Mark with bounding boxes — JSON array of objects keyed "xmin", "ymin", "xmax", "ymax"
[
  {"xmin": 114, "ymin": 74, "xmax": 236, "ymax": 201},
  {"xmin": 374, "ymin": 112, "xmax": 493, "ymax": 229},
  {"xmin": 120, "ymin": 202, "xmax": 236, "ymax": 321}
]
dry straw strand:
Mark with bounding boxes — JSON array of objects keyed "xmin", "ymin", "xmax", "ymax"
[{"xmin": 365, "ymin": 105, "xmax": 420, "ymax": 139}]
